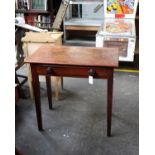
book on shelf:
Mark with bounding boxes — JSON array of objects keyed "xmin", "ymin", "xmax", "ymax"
[
  {"xmin": 34, "ymin": 16, "xmax": 38, "ymax": 27},
  {"xmin": 15, "ymin": 0, "xmax": 18, "ymax": 9},
  {"xmin": 24, "ymin": 15, "xmax": 51, "ymax": 29},
  {"xmin": 38, "ymin": 15, "xmax": 41, "ymax": 27},
  {"xmin": 31, "ymin": 0, "xmax": 47, "ymax": 11},
  {"xmin": 25, "ymin": 15, "xmax": 35, "ymax": 25},
  {"xmin": 16, "ymin": 0, "xmax": 30, "ymax": 10},
  {"xmin": 26, "ymin": 0, "xmax": 30, "ymax": 10},
  {"xmin": 16, "ymin": 13, "xmax": 25, "ymax": 18}
]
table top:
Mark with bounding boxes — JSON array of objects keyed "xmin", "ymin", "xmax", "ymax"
[{"xmin": 25, "ymin": 45, "xmax": 119, "ymax": 67}]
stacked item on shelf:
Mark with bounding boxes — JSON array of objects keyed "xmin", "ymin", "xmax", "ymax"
[
  {"xmin": 15, "ymin": 0, "xmax": 30, "ymax": 10},
  {"xmin": 31, "ymin": 0, "xmax": 48, "ymax": 10},
  {"xmin": 25, "ymin": 15, "xmax": 51, "ymax": 29},
  {"xmin": 106, "ymin": 0, "xmax": 135, "ymax": 14},
  {"xmin": 15, "ymin": 0, "xmax": 47, "ymax": 11},
  {"xmin": 96, "ymin": 0, "xmax": 138, "ymax": 62}
]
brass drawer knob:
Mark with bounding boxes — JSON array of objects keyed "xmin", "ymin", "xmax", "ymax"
[
  {"xmin": 88, "ymin": 69, "xmax": 95, "ymax": 76},
  {"xmin": 47, "ymin": 66, "xmax": 52, "ymax": 74}
]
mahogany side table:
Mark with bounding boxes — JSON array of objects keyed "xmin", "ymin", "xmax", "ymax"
[{"xmin": 25, "ymin": 45, "xmax": 119, "ymax": 137}]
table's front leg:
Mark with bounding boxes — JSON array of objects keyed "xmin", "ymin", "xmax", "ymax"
[
  {"xmin": 31, "ymin": 65, "xmax": 43, "ymax": 131},
  {"xmin": 107, "ymin": 70, "xmax": 114, "ymax": 137},
  {"xmin": 46, "ymin": 76, "xmax": 52, "ymax": 109}
]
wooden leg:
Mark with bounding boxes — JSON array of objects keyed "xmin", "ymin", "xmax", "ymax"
[
  {"xmin": 53, "ymin": 77, "xmax": 59, "ymax": 100},
  {"xmin": 29, "ymin": 80, "xmax": 34, "ymax": 99},
  {"xmin": 31, "ymin": 65, "xmax": 43, "ymax": 131},
  {"xmin": 107, "ymin": 71, "xmax": 113, "ymax": 137},
  {"xmin": 46, "ymin": 76, "xmax": 52, "ymax": 109},
  {"xmin": 61, "ymin": 77, "xmax": 64, "ymax": 89}
]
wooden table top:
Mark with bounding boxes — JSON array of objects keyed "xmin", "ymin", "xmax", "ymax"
[{"xmin": 25, "ymin": 45, "xmax": 119, "ymax": 67}]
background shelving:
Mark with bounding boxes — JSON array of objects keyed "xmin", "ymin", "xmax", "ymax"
[
  {"xmin": 63, "ymin": 0, "xmax": 104, "ymax": 43},
  {"xmin": 15, "ymin": 0, "xmax": 54, "ymax": 30}
]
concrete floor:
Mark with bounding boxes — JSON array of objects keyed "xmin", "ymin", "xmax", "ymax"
[{"xmin": 16, "ymin": 68, "xmax": 139, "ymax": 155}]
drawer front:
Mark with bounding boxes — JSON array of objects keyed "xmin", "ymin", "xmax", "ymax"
[{"xmin": 34, "ymin": 65, "xmax": 113, "ymax": 79}]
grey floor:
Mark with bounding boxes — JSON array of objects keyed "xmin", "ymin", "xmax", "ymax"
[{"xmin": 16, "ymin": 66, "xmax": 139, "ymax": 155}]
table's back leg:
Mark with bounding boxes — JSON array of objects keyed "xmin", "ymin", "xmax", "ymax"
[
  {"xmin": 107, "ymin": 70, "xmax": 114, "ymax": 137},
  {"xmin": 46, "ymin": 76, "xmax": 53, "ymax": 109},
  {"xmin": 31, "ymin": 65, "xmax": 43, "ymax": 131}
]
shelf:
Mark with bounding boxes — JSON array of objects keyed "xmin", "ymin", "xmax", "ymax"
[
  {"xmin": 15, "ymin": 9, "xmax": 50, "ymax": 14},
  {"xmin": 64, "ymin": 19, "xmax": 103, "ymax": 32},
  {"xmin": 70, "ymin": 0, "xmax": 103, "ymax": 4},
  {"xmin": 64, "ymin": 39, "xmax": 96, "ymax": 45},
  {"xmin": 64, "ymin": 1, "xmax": 104, "ymax": 42}
]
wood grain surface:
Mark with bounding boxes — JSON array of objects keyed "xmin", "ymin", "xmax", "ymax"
[{"xmin": 25, "ymin": 45, "xmax": 119, "ymax": 67}]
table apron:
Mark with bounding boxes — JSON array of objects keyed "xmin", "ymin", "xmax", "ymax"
[{"xmin": 31, "ymin": 64, "xmax": 113, "ymax": 79}]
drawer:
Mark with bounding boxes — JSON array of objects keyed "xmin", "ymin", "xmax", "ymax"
[{"xmin": 34, "ymin": 65, "xmax": 113, "ymax": 79}]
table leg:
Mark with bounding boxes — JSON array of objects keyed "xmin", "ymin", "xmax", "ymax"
[
  {"xmin": 107, "ymin": 71, "xmax": 114, "ymax": 137},
  {"xmin": 61, "ymin": 77, "xmax": 64, "ymax": 89},
  {"xmin": 46, "ymin": 76, "xmax": 52, "ymax": 109},
  {"xmin": 31, "ymin": 66, "xmax": 43, "ymax": 131}
]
